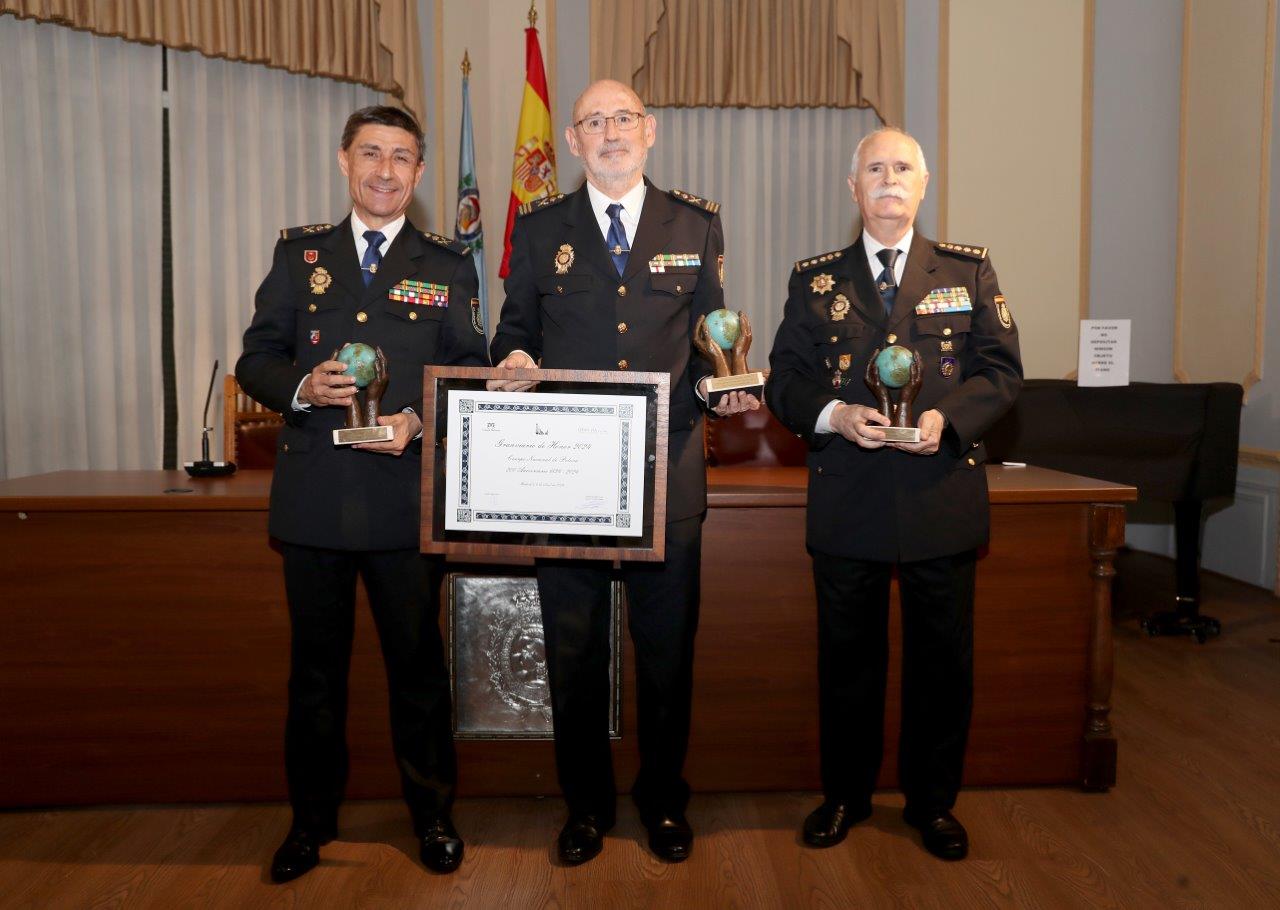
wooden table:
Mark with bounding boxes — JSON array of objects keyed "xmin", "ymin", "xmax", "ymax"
[{"xmin": 0, "ymin": 466, "xmax": 1134, "ymax": 806}]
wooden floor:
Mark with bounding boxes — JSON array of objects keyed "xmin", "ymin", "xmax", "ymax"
[{"xmin": 2, "ymin": 551, "xmax": 1278, "ymax": 910}]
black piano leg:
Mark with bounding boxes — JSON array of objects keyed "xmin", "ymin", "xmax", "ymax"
[{"xmin": 1140, "ymin": 500, "xmax": 1222, "ymax": 642}]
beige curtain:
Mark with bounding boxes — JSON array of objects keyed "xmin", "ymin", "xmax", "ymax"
[
  {"xmin": 590, "ymin": 0, "xmax": 902, "ymax": 124},
  {"xmin": 0, "ymin": 0, "xmax": 425, "ymax": 125},
  {"xmin": 0, "ymin": 16, "xmax": 163, "ymax": 478},
  {"xmin": 168, "ymin": 49, "xmax": 379, "ymax": 463}
]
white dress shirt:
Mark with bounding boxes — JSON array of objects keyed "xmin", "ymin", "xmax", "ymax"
[{"xmin": 585, "ymin": 179, "xmax": 646, "ymax": 247}]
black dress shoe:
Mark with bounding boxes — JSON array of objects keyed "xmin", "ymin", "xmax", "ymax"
[
  {"xmin": 802, "ymin": 801, "xmax": 872, "ymax": 848},
  {"xmin": 557, "ymin": 814, "xmax": 613, "ymax": 866},
  {"xmin": 269, "ymin": 824, "xmax": 336, "ymax": 884},
  {"xmin": 645, "ymin": 813, "xmax": 694, "ymax": 862},
  {"xmin": 419, "ymin": 816, "xmax": 464, "ymax": 874},
  {"xmin": 904, "ymin": 809, "xmax": 969, "ymax": 860}
]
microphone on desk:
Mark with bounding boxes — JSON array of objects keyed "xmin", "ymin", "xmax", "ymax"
[{"xmin": 184, "ymin": 360, "xmax": 238, "ymax": 478}]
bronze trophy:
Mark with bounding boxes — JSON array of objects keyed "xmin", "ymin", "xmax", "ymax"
[
  {"xmin": 865, "ymin": 344, "xmax": 923, "ymax": 443},
  {"xmin": 694, "ymin": 309, "xmax": 766, "ymax": 408},
  {"xmin": 332, "ymin": 342, "xmax": 395, "ymax": 445}
]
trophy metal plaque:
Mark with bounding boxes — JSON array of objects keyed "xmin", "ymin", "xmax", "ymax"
[
  {"xmin": 866, "ymin": 344, "xmax": 923, "ymax": 444},
  {"xmin": 695, "ymin": 309, "xmax": 766, "ymax": 409},
  {"xmin": 332, "ymin": 342, "xmax": 395, "ymax": 445},
  {"xmin": 446, "ymin": 573, "xmax": 622, "ymax": 739}
]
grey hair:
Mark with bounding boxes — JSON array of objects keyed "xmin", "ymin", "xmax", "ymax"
[{"xmin": 850, "ymin": 127, "xmax": 929, "ymax": 176}]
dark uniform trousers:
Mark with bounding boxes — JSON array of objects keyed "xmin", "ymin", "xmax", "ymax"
[
  {"xmin": 537, "ymin": 516, "xmax": 702, "ymax": 821},
  {"xmin": 489, "ymin": 181, "xmax": 725, "ymax": 822},
  {"xmin": 766, "ymin": 231, "xmax": 1022, "ymax": 819},
  {"xmin": 236, "ymin": 216, "xmax": 488, "ymax": 836},
  {"xmin": 283, "ymin": 545, "xmax": 455, "ymax": 832},
  {"xmin": 812, "ymin": 549, "xmax": 976, "ymax": 813}
]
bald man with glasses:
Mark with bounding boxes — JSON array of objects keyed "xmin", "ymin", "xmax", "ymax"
[{"xmin": 488, "ymin": 79, "xmax": 757, "ymax": 866}]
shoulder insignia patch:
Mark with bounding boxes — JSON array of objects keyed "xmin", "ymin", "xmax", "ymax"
[
  {"xmin": 517, "ymin": 193, "xmax": 567, "ymax": 217},
  {"xmin": 669, "ymin": 188, "xmax": 720, "ymax": 214},
  {"xmin": 280, "ymin": 223, "xmax": 335, "ymax": 241},
  {"xmin": 420, "ymin": 230, "xmax": 466, "ymax": 254},
  {"xmin": 935, "ymin": 241, "xmax": 988, "ymax": 260},
  {"xmin": 794, "ymin": 249, "xmax": 845, "ymax": 273}
]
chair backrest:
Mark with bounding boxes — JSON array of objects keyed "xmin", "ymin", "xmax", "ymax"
[
  {"xmin": 223, "ymin": 374, "xmax": 284, "ymax": 468},
  {"xmin": 704, "ymin": 400, "xmax": 808, "ymax": 467}
]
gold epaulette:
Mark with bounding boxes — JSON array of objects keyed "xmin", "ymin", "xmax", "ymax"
[
  {"xmin": 517, "ymin": 193, "xmax": 567, "ymax": 217},
  {"xmin": 280, "ymin": 223, "xmax": 335, "ymax": 241},
  {"xmin": 794, "ymin": 249, "xmax": 845, "ymax": 272},
  {"xmin": 669, "ymin": 188, "xmax": 720, "ymax": 214},
  {"xmin": 935, "ymin": 241, "xmax": 988, "ymax": 260},
  {"xmin": 420, "ymin": 230, "xmax": 466, "ymax": 254}
]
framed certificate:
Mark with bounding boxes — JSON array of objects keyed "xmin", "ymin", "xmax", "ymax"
[{"xmin": 421, "ymin": 366, "xmax": 670, "ymax": 561}]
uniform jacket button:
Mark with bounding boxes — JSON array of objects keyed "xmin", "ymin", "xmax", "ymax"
[
  {"xmin": 409, "ymin": 311, "xmax": 418, "ymax": 321},
  {"xmin": 308, "ymin": 303, "xmax": 317, "ymax": 313},
  {"xmin": 617, "ymin": 322, "xmax": 628, "ymax": 333},
  {"xmin": 356, "ymin": 311, "xmax": 368, "ymax": 323},
  {"xmin": 887, "ymin": 333, "xmax": 897, "ymax": 344},
  {"xmin": 967, "ymin": 457, "xmax": 976, "ymax": 466},
  {"xmin": 618, "ymin": 285, "xmax": 627, "ymax": 297},
  {"xmin": 618, "ymin": 359, "xmax": 628, "ymax": 369}
]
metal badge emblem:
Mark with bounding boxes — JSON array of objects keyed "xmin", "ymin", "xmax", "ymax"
[
  {"xmin": 940, "ymin": 340, "xmax": 954, "ymax": 352},
  {"xmin": 838, "ymin": 353, "xmax": 852, "ymax": 371},
  {"xmin": 471, "ymin": 298, "xmax": 484, "ymax": 336},
  {"xmin": 304, "ymin": 249, "xmax": 318, "ymax": 264},
  {"xmin": 554, "ymin": 244, "xmax": 575, "ymax": 274},
  {"xmin": 811, "ymin": 273, "xmax": 835, "ymax": 295},
  {"xmin": 308, "ymin": 267, "xmax": 332, "ymax": 295},
  {"xmin": 995, "ymin": 294, "xmax": 1013, "ymax": 329},
  {"xmin": 830, "ymin": 294, "xmax": 851, "ymax": 321},
  {"xmin": 718, "ymin": 254, "xmax": 725, "ymax": 287},
  {"xmin": 309, "ymin": 329, "xmax": 320, "ymax": 345}
]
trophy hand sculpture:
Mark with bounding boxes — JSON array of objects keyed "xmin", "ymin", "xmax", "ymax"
[
  {"xmin": 865, "ymin": 343, "xmax": 924, "ymax": 443},
  {"xmin": 696, "ymin": 309, "xmax": 766, "ymax": 409},
  {"xmin": 333, "ymin": 342, "xmax": 395, "ymax": 446}
]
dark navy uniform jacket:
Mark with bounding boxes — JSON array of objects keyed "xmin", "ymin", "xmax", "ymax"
[
  {"xmin": 767, "ymin": 231, "xmax": 1023, "ymax": 562},
  {"xmin": 237, "ymin": 216, "xmax": 489, "ymax": 550},
  {"xmin": 490, "ymin": 181, "xmax": 724, "ymax": 522}
]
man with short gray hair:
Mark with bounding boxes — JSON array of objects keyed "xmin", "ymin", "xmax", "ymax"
[{"xmin": 766, "ymin": 127, "xmax": 1022, "ymax": 860}]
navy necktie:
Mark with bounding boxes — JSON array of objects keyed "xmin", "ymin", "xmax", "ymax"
[
  {"xmin": 876, "ymin": 248, "xmax": 901, "ymax": 316},
  {"xmin": 605, "ymin": 203, "xmax": 629, "ymax": 276},
  {"xmin": 361, "ymin": 230, "xmax": 386, "ymax": 286}
]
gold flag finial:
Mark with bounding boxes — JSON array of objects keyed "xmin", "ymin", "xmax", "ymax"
[
  {"xmin": 528, "ymin": 0, "xmax": 538, "ymax": 27},
  {"xmin": 461, "ymin": 49, "xmax": 471, "ymax": 78}
]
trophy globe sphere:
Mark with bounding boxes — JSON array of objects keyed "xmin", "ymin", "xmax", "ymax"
[
  {"xmin": 875, "ymin": 345, "xmax": 915, "ymax": 389},
  {"xmin": 704, "ymin": 309, "xmax": 741, "ymax": 351},
  {"xmin": 336, "ymin": 342, "xmax": 378, "ymax": 389}
]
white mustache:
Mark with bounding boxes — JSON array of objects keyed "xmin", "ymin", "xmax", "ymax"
[{"xmin": 871, "ymin": 186, "xmax": 908, "ymax": 200}]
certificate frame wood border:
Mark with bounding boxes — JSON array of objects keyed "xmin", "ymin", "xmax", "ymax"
[{"xmin": 421, "ymin": 366, "xmax": 670, "ymax": 561}]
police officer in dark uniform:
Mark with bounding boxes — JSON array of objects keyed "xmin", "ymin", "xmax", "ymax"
[
  {"xmin": 767, "ymin": 127, "xmax": 1022, "ymax": 860},
  {"xmin": 488, "ymin": 79, "xmax": 757, "ymax": 866},
  {"xmin": 236, "ymin": 106, "xmax": 488, "ymax": 883}
]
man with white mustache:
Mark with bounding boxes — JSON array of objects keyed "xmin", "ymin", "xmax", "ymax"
[{"xmin": 766, "ymin": 128, "xmax": 1023, "ymax": 861}]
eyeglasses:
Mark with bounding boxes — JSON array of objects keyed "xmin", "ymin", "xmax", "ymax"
[{"xmin": 573, "ymin": 111, "xmax": 644, "ymax": 134}]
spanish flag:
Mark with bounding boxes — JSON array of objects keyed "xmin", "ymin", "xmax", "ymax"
[{"xmin": 498, "ymin": 20, "xmax": 558, "ymax": 277}]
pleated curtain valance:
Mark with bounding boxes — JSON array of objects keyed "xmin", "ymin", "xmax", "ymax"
[
  {"xmin": 0, "ymin": 0, "xmax": 425, "ymax": 126},
  {"xmin": 589, "ymin": 0, "xmax": 902, "ymax": 123}
]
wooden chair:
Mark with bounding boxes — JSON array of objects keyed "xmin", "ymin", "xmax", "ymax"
[{"xmin": 223, "ymin": 374, "xmax": 284, "ymax": 469}]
